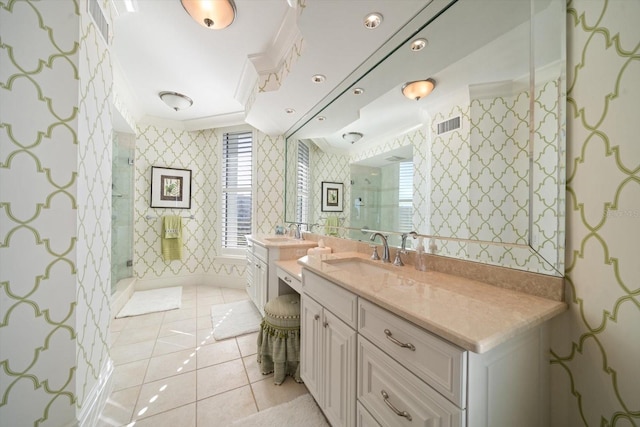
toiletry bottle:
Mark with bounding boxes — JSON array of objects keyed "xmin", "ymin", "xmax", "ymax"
[{"xmin": 415, "ymin": 237, "xmax": 426, "ymax": 271}]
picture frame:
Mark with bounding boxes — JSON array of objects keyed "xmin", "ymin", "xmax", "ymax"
[
  {"xmin": 321, "ymin": 181, "xmax": 343, "ymax": 212},
  {"xmin": 150, "ymin": 166, "xmax": 192, "ymax": 209}
]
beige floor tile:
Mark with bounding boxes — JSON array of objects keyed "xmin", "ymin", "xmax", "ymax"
[
  {"xmin": 196, "ymin": 315, "xmax": 213, "ymax": 330},
  {"xmin": 221, "ymin": 288, "xmax": 250, "ymax": 303},
  {"xmin": 196, "ymin": 359, "xmax": 248, "ymax": 400},
  {"xmin": 145, "ymin": 349, "xmax": 197, "ymax": 383},
  {"xmin": 180, "ymin": 298, "xmax": 197, "ymax": 310},
  {"xmin": 196, "ymin": 339, "xmax": 241, "ymax": 369},
  {"xmin": 123, "ymin": 312, "xmax": 165, "ymax": 330},
  {"xmin": 197, "ymin": 296, "xmax": 226, "ymax": 313},
  {"xmin": 110, "ymin": 317, "xmax": 129, "ymax": 333},
  {"xmin": 113, "ymin": 359, "xmax": 149, "ymax": 391},
  {"xmin": 162, "ymin": 307, "xmax": 197, "ymax": 323},
  {"xmin": 195, "ymin": 329, "xmax": 218, "ymax": 347},
  {"xmin": 110, "ymin": 331, "xmax": 121, "ymax": 347},
  {"xmin": 152, "ymin": 331, "xmax": 197, "ymax": 357},
  {"xmin": 251, "ymin": 377, "xmax": 309, "ymax": 411},
  {"xmin": 242, "ymin": 354, "xmax": 273, "ymax": 384},
  {"xmin": 236, "ymin": 332, "xmax": 259, "ymax": 357},
  {"xmin": 158, "ymin": 318, "xmax": 197, "ymax": 337},
  {"xmin": 111, "ymin": 340, "xmax": 156, "ymax": 365},
  {"xmin": 196, "ymin": 385, "xmax": 257, "ymax": 426},
  {"xmin": 113, "ymin": 324, "xmax": 161, "ymax": 347},
  {"xmin": 132, "ymin": 403, "xmax": 196, "ymax": 427},
  {"xmin": 133, "ymin": 371, "xmax": 197, "ymax": 420},
  {"xmin": 196, "ymin": 285, "xmax": 224, "ymax": 297},
  {"xmin": 97, "ymin": 386, "xmax": 140, "ymax": 426}
]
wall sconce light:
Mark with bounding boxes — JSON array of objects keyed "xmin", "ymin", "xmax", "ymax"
[
  {"xmin": 401, "ymin": 78, "xmax": 436, "ymax": 101},
  {"xmin": 159, "ymin": 91, "xmax": 193, "ymax": 111},
  {"xmin": 343, "ymin": 132, "xmax": 363, "ymax": 144},
  {"xmin": 181, "ymin": 0, "xmax": 236, "ymax": 29}
]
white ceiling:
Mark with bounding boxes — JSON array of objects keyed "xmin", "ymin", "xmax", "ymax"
[{"xmin": 110, "ymin": 0, "xmax": 429, "ymax": 136}]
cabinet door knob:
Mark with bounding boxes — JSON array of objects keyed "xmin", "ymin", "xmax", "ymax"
[
  {"xmin": 314, "ymin": 314, "xmax": 320, "ymax": 321},
  {"xmin": 284, "ymin": 276, "xmax": 291, "ymax": 283},
  {"xmin": 384, "ymin": 329, "xmax": 416, "ymax": 351},
  {"xmin": 323, "ymin": 321, "xmax": 329, "ymax": 328},
  {"xmin": 381, "ymin": 390, "xmax": 412, "ymax": 421}
]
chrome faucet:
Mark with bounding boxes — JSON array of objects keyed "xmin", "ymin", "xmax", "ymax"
[
  {"xmin": 394, "ymin": 231, "xmax": 418, "ymax": 266},
  {"xmin": 289, "ymin": 223, "xmax": 301, "ymax": 239},
  {"xmin": 370, "ymin": 232, "xmax": 390, "ymax": 263}
]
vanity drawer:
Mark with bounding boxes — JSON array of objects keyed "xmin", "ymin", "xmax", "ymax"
[
  {"xmin": 357, "ymin": 336, "xmax": 464, "ymax": 427},
  {"xmin": 277, "ymin": 267, "xmax": 301, "ymax": 294},
  {"xmin": 358, "ymin": 299, "xmax": 467, "ymax": 408},
  {"xmin": 302, "ymin": 270, "xmax": 358, "ymax": 329},
  {"xmin": 357, "ymin": 401, "xmax": 381, "ymax": 427}
]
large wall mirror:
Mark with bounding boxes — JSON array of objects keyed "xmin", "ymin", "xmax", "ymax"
[{"xmin": 284, "ymin": 0, "xmax": 566, "ymax": 277}]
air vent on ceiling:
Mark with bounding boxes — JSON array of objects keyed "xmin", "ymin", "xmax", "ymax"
[
  {"xmin": 88, "ymin": 0, "xmax": 110, "ymax": 44},
  {"xmin": 436, "ymin": 115, "xmax": 461, "ymax": 135}
]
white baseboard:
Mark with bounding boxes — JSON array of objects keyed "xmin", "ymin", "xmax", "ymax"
[
  {"xmin": 134, "ymin": 273, "xmax": 245, "ymax": 291},
  {"xmin": 77, "ymin": 358, "xmax": 114, "ymax": 427}
]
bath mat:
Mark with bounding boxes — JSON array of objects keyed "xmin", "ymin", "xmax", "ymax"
[
  {"xmin": 210, "ymin": 299, "xmax": 262, "ymax": 340},
  {"xmin": 231, "ymin": 393, "xmax": 328, "ymax": 427},
  {"xmin": 116, "ymin": 286, "xmax": 182, "ymax": 318}
]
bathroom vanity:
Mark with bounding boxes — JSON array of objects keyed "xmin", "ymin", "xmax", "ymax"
[
  {"xmin": 297, "ymin": 252, "xmax": 566, "ymax": 427},
  {"xmin": 246, "ymin": 234, "xmax": 315, "ymax": 314}
]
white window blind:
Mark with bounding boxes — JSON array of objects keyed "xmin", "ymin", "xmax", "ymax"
[
  {"xmin": 222, "ymin": 130, "xmax": 252, "ymax": 249},
  {"xmin": 296, "ymin": 141, "xmax": 310, "ymax": 225},
  {"xmin": 398, "ymin": 161, "xmax": 413, "ymax": 232}
]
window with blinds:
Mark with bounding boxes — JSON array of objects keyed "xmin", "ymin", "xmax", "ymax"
[
  {"xmin": 398, "ymin": 161, "xmax": 413, "ymax": 232},
  {"xmin": 296, "ymin": 141, "xmax": 310, "ymax": 225},
  {"xmin": 222, "ymin": 130, "xmax": 253, "ymax": 250}
]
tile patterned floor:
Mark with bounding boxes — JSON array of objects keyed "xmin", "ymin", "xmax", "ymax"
[{"xmin": 99, "ymin": 285, "xmax": 310, "ymax": 427}]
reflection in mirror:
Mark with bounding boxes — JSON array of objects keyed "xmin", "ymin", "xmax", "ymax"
[{"xmin": 284, "ymin": 0, "xmax": 565, "ymax": 277}]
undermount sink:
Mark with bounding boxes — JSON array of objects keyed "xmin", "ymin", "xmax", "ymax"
[{"xmin": 323, "ymin": 258, "xmax": 392, "ymax": 276}]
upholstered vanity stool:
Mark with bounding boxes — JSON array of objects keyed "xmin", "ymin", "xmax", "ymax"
[{"xmin": 256, "ymin": 293, "xmax": 302, "ymax": 385}]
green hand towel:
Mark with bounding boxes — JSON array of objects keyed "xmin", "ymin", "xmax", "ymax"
[
  {"xmin": 162, "ymin": 215, "xmax": 183, "ymax": 261},
  {"xmin": 325, "ymin": 216, "xmax": 339, "ymax": 236}
]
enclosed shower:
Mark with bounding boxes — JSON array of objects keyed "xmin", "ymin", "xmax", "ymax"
[{"xmin": 111, "ymin": 132, "xmax": 134, "ymax": 294}]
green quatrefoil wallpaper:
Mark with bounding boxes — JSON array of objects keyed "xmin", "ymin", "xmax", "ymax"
[{"xmin": 0, "ymin": 0, "xmax": 638, "ymax": 426}]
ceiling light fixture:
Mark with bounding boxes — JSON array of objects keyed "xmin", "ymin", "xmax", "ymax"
[
  {"xmin": 180, "ymin": 0, "xmax": 236, "ymax": 29},
  {"xmin": 317, "ymin": 116, "xmax": 326, "ymax": 121},
  {"xmin": 401, "ymin": 78, "xmax": 436, "ymax": 101},
  {"xmin": 342, "ymin": 132, "xmax": 363, "ymax": 144},
  {"xmin": 410, "ymin": 38, "xmax": 428, "ymax": 51},
  {"xmin": 311, "ymin": 74, "xmax": 326, "ymax": 83},
  {"xmin": 285, "ymin": 108, "xmax": 296, "ymax": 114},
  {"xmin": 159, "ymin": 91, "xmax": 193, "ymax": 111},
  {"xmin": 363, "ymin": 12, "xmax": 383, "ymax": 29},
  {"xmin": 353, "ymin": 88, "xmax": 364, "ymax": 95}
]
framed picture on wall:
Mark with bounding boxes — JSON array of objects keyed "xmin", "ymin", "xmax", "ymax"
[
  {"xmin": 150, "ymin": 166, "xmax": 192, "ymax": 209},
  {"xmin": 321, "ymin": 181, "xmax": 343, "ymax": 212}
]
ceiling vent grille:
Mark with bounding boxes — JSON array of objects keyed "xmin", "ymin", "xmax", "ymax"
[
  {"xmin": 436, "ymin": 116, "xmax": 461, "ymax": 135},
  {"xmin": 88, "ymin": 0, "xmax": 110, "ymax": 44}
]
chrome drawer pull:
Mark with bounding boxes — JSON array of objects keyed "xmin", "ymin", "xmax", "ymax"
[
  {"xmin": 381, "ymin": 390, "xmax": 412, "ymax": 421},
  {"xmin": 384, "ymin": 329, "xmax": 416, "ymax": 351}
]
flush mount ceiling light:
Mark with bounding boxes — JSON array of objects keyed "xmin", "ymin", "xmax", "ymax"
[
  {"xmin": 401, "ymin": 78, "xmax": 436, "ymax": 101},
  {"xmin": 317, "ymin": 116, "xmax": 326, "ymax": 121},
  {"xmin": 363, "ymin": 12, "xmax": 383, "ymax": 29},
  {"xmin": 342, "ymin": 132, "xmax": 363, "ymax": 144},
  {"xmin": 410, "ymin": 38, "xmax": 428, "ymax": 51},
  {"xmin": 285, "ymin": 108, "xmax": 296, "ymax": 114},
  {"xmin": 159, "ymin": 91, "xmax": 193, "ymax": 111},
  {"xmin": 353, "ymin": 87, "xmax": 364, "ymax": 95},
  {"xmin": 181, "ymin": 0, "xmax": 236, "ymax": 29}
]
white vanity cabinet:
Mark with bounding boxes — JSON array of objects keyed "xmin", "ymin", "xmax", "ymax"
[
  {"xmin": 246, "ymin": 242, "xmax": 267, "ymax": 315},
  {"xmin": 301, "ymin": 270, "xmax": 358, "ymax": 427}
]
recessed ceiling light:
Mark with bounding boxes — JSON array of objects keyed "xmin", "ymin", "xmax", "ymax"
[
  {"xmin": 410, "ymin": 38, "xmax": 428, "ymax": 52},
  {"xmin": 353, "ymin": 88, "xmax": 364, "ymax": 95},
  {"xmin": 317, "ymin": 116, "xmax": 326, "ymax": 121},
  {"xmin": 312, "ymin": 74, "xmax": 326, "ymax": 83},
  {"xmin": 285, "ymin": 108, "xmax": 295, "ymax": 114},
  {"xmin": 363, "ymin": 12, "xmax": 383, "ymax": 29}
]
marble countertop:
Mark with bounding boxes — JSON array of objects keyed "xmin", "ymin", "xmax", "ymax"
[
  {"xmin": 298, "ymin": 252, "xmax": 567, "ymax": 354},
  {"xmin": 275, "ymin": 259, "xmax": 303, "ymax": 280},
  {"xmin": 246, "ymin": 234, "xmax": 317, "ymax": 249}
]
